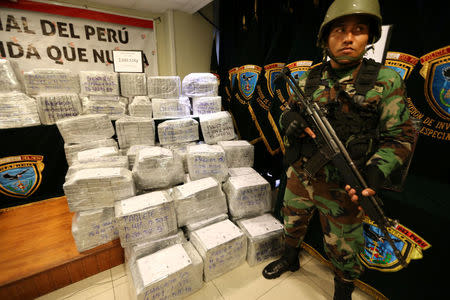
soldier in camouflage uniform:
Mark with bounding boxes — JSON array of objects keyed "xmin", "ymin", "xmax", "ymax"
[{"xmin": 262, "ymin": 0, "xmax": 415, "ymax": 299}]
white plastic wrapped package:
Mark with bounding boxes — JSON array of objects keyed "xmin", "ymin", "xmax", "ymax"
[
  {"xmin": 128, "ymin": 242, "xmax": 203, "ymax": 300},
  {"xmin": 66, "ymin": 156, "xmax": 129, "ymax": 180},
  {"xmin": 218, "ymin": 140, "xmax": 254, "ymax": 168},
  {"xmin": 190, "ymin": 219, "xmax": 247, "ymax": 282},
  {"xmin": 163, "ymin": 142, "xmax": 197, "ymax": 173},
  {"xmin": 170, "ymin": 177, "xmax": 228, "ymax": 227},
  {"xmin": 64, "ymin": 138, "xmax": 118, "ymax": 166},
  {"xmin": 120, "ymin": 73, "xmax": 147, "ymax": 97},
  {"xmin": 151, "ymin": 96, "xmax": 191, "ymax": 119},
  {"xmin": 56, "ymin": 114, "xmax": 115, "ymax": 144},
  {"xmin": 192, "ymin": 96, "xmax": 221, "ymax": 115},
  {"xmin": 79, "ymin": 71, "xmax": 119, "ymax": 95},
  {"xmin": 200, "ymin": 111, "xmax": 236, "ymax": 144},
  {"xmin": 182, "ymin": 73, "xmax": 218, "ymax": 97},
  {"xmin": 236, "ymin": 214, "xmax": 284, "ymax": 266},
  {"xmin": 116, "ymin": 116, "xmax": 155, "ymax": 149},
  {"xmin": 223, "ymin": 173, "xmax": 271, "ymax": 219},
  {"xmin": 81, "ymin": 97, "xmax": 127, "ymax": 120},
  {"xmin": 228, "ymin": 167, "xmax": 258, "ymax": 177},
  {"xmin": 0, "ymin": 92, "xmax": 40, "ymax": 129},
  {"xmin": 24, "ymin": 69, "xmax": 80, "ymax": 95},
  {"xmin": 34, "ymin": 93, "xmax": 82, "ymax": 125},
  {"xmin": 132, "ymin": 147, "xmax": 184, "ymax": 189},
  {"xmin": 0, "ymin": 59, "xmax": 23, "ymax": 92},
  {"xmin": 147, "ymin": 76, "xmax": 181, "ymax": 99},
  {"xmin": 63, "ymin": 167, "xmax": 135, "ymax": 212},
  {"xmin": 186, "ymin": 144, "xmax": 228, "ymax": 182},
  {"xmin": 126, "ymin": 145, "xmax": 153, "ymax": 170},
  {"xmin": 115, "ymin": 191, "xmax": 178, "ymax": 247},
  {"xmin": 76, "ymin": 146, "xmax": 119, "ymax": 162},
  {"xmin": 185, "ymin": 213, "xmax": 228, "ymax": 233},
  {"xmin": 71, "ymin": 207, "xmax": 119, "ymax": 252},
  {"xmin": 124, "ymin": 230, "xmax": 186, "ymax": 264},
  {"xmin": 129, "ymin": 96, "xmax": 152, "ymax": 118},
  {"xmin": 157, "ymin": 118, "xmax": 199, "ymax": 145}
]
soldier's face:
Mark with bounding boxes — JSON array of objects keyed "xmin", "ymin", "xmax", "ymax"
[{"xmin": 327, "ymin": 15, "xmax": 369, "ymax": 68}]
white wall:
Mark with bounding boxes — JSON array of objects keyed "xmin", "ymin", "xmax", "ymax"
[{"xmin": 38, "ymin": 0, "xmax": 214, "ymax": 78}]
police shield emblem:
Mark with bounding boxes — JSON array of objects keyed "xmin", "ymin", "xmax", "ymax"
[
  {"xmin": 359, "ymin": 216, "xmax": 431, "ymax": 272},
  {"xmin": 264, "ymin": 63, "xmax": 285, "ymax": 98},
  {"xmin": 384, "ymin": 51, "xmax": 419, "ymax": 81},
  {"xmin": 238, "ymin": 65, "xmax": 261, "ymax": 101},
  {"xmin": 0, "ymin": 155, "xmax": 45, "ymax": 198},
  {"xmin": 286, "ymin": 61, "xmax": 314, "ymax": 97},
  {"xmin": 420, "ymin": 46, "xmax": 450, "ymax": 120}
]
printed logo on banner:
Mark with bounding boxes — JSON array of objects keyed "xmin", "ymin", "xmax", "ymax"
[
  {"xmin": 238, "ymin": 65, "xmax": 261, "ymax": 101},
  {"xmin": 286, "ymin": 61, "xmax": 314, "ymax": 97},
  {"xmin": 264, "ymin": 63, "xmax": 285, "ymax": 98},
  {"xmin": 384, "ymin": 51, "xmax": 419, "ymax": 81},
  {"xmin": 359, "ymin": 216, "xmax": 431, "ymax": 272},
  {"xmin": 0, "ymin": 155, "xmax": 45, "ymax": 198}
]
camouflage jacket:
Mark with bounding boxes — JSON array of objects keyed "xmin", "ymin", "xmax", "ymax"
[{"xmin": 285, "ymin": 61, "xmax": 416, "ymax": 184}]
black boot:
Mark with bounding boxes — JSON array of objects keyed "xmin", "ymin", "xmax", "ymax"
[
  {"xmin": 333, "ymin": 276, "xmax": 355, "ymax": 300},
  {"xmin": 262, "ymin": 244, "xmax": 300, "ymax": 279}
]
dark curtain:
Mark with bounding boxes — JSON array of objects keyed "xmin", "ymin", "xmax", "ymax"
[{"xmin": 214, "ymin": 0, "xmax": 449, "ymax": 299}]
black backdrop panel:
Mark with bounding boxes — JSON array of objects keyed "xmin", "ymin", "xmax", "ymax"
[{"xmin": 0, "ymin": 125, "xmax": 67, "ymax": 209}]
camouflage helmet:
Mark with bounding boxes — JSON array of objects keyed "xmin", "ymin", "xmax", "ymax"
[{"xmin": 317, "ymin": 0, "xmax": 382, "ymax": 47}]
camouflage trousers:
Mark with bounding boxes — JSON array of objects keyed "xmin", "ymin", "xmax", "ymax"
[{"xmin": 282, "ymin": 162, "xmax": 365, "ymax": 281}]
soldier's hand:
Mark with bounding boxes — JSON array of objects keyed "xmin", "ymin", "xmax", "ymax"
[
  {"xmin": 345, "ymin": 185, "xmax": 376, "ymax": 211},
  {"xmin": 286, "ymin": 120, "xmax": 316, "ymax": 140}
]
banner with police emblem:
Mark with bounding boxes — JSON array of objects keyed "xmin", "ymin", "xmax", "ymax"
[
  {"xmin": 0, "ymin": 155, "xmax": 44, "ymax": 198},
  {"xmin": 420, "ymin": 45, "xmax": 450, "ymax": 121},
  {"xmin": 384, "ymin": 51, "xmax": 419, "ymax": 81},
  {"xmin": 359, "ymin": 216, "xmax": 431, "ymax": 272},
  {"xmin": 286, "ymin": 60, "xmax": 314, "ymax": 98}
]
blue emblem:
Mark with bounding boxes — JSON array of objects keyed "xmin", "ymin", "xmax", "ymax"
[
  {"xmin": 238, "ymin": 69, "xmax": 259, "ymax": 100},
  {"xmin": 287, "ymin": 70, "xmax": 307, "ymax": 96},
  {"xmin": 427, "ymin": 59, "xmax": 450, "ymax": 120},
  {"xmin": 0, "ymin": 155, "xmax": 44, "ymax": 198},
  {"xmin": 386, "ymin": 65, "xmax": 407, "ymax": 80}
]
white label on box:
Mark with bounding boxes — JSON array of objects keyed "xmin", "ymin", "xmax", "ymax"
[
  {"xmin": 195, "ymin": 220, "xmax": 242, "ymax": 250},
  {"xmin": 137, "ymin": 244, "xmax": 191, "ymax": 287}
]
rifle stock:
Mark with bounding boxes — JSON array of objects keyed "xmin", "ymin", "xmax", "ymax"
[{"xmin": 278, "ymin": 67, "xmax": 408, "ymax": 267}]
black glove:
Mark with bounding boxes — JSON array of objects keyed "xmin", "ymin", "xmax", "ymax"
[
  {"xmin": 280, "ymin": 110, "xmax": 308, "ymax": 145},
  {"xmin": 364, "ymin": 165, "xmax": 386, "ymax": 193}
]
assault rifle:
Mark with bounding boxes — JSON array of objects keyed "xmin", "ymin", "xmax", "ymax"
[{"xmin": 278, "ymin": 67, "xmax": 408, "ymax": 267}]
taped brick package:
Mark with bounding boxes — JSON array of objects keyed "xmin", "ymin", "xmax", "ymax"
[
  {"xmin": 63, "ymin": 167, "xmax": 135, "ymax": 212},
  {"xmin": 189, "ymin": 219, "xmax": 247, "ymax": 282},
  {"xmin": 222, "ymin": 173, "xmax": 272, "ymax": 219},
  {"xmin": 71, "ymin": 207, "xmax": 119, "ymax": 252},
  {"xmin": 186, "ymin": 144, "xmax": 228, "ymax": 182},
  {"xmin": 63, "ymin": 138, "xmax": 118, "ymax": 166},
  {"xmin": 147, "ymin": 76, "xmax": 181, "ymax": 99},
  {"xmin": 151, "ymin": 96, "xmax": 191, "ymax": 119},
  {"xmin": 163, "ymin": 142, "xmax": 197, "ymax": 173},
  {"xmin": 0, "ymin": 59, "xmax": 24, "ymax": 92},
  {"xmin": 0, "ymin": 92, "xmax": 41, "ymax": 129},
  {"xmin": 34, "ymin": 93, "xmax": 82, "ymax": 125},
  {"xmin": 120, "ymin": 73, "xmax": 147, "ymax": 97},
  {"xmin": 236, "ymin": 214, "xmax": 284, "ymax": 266},
  {"xmin": 56, "ymin": 114, "xmax": 115, "ymax": 144},
  {"xmin": 170, "ymin": 177, "xmax": 228, "ymax": 227},
  {"xmin": 114, "ymin": 191, "xmax": 178, "ymax": 247},
  {"xmin": 126, "ymin": 145, "xmax": 153, "ymax": 170},
  {"xmin": 129, "ymin": 96, "xmax": 153, "ymax": 118},
  {"xmin": 192, "ymin": 96, "xmax": 221, "ymax": 115},
  {"xmin": 199, "ymin": 111, "xmax": 236, "ymax": 144},
  {"xmin": 115, "ymin": 116, "xmax": 155, "ymax": 149},
  {"xmin": 127, "ymin": 242, "xmax": 203, "ymax": 300},
  {"xmin": 181, "ymin": 73, "xmax": 218, "ymax": 97},
  {"xmin": 66, "ymin": 156, "xmax": 129, "ymax": 180},
  {"xmin": 24, "ymin": 69, "xmax": 80, "ymax": 95},
  {"xmin": 124, "ymin": 230, "xmax": 186, "ymax": 264},
  {"xmin": 81, "ymin": 96, "xmax": 127, "ymax": 120},
  {"xmin": 79, "ymin": 71, "xmax": 119, "ymax": 95},
  {"xmin": 218, "ymin": 140, "xmax": 254, "ymax": 168},
  {"xmin": 228, "ymin": 167, "xmax": 259, "ymax": 177},
  {"xmin": 132, "ymin": 147, "xmax": 184, "ymax": 190},
  {"xmin": 76, "ymin": 146, "xmax": 119, "ymax": 163},
  {"xmin": 157, "ymin": 118, "xmax": 199, "ymax": 145},
  {"xmin": 185, "ymin": 213, "xmax": 228, "ymax": 234}
]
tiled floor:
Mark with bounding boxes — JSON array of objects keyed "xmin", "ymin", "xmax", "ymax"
[{"xmin": 36, "ymin": 252, "xmax": 374, "ymax": 300}]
